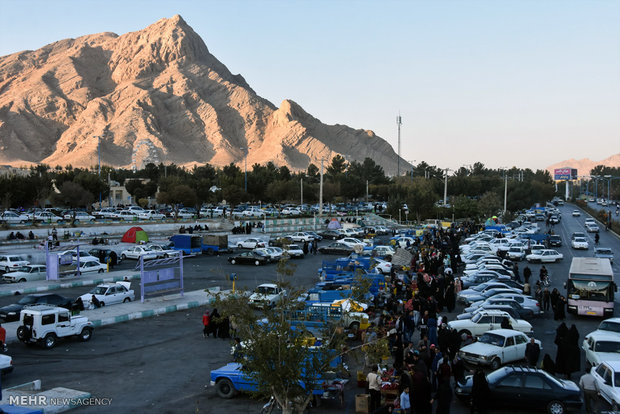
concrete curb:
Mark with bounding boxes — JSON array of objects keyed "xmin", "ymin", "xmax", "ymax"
[{"xmin": 0, "ymin": 273, "xmax": 142, "ymax": 297}]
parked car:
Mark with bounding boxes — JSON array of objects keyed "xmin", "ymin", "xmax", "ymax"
[
  {"xmin": 339, "ymin": 238, "xmax": 365, "ymax": 249},
  {"xmin": 248, "ymin": 283, "xmax": 286, "ymax": 308},
  {"xmin": 591, "ymin": 361, "xmax": 620, "ymax": 410},
  {"xmin": 506, "ymin": 246, "xmax": 526, "ymax": 261},
  {"xmin": 227, "ymin": 251, "xmax": 270, "ymax": 266},
  {"xmin": 33, "ymin": 211, "xmax": 63, "ymax": 223},
  {"xmin": 63, "ymin": 211, "xmax": 95, "ymax": 223},
  {"xmin": 145, "ymin": 244, "xmax": 178, "ymax": 258},
  {"xmin": 0, "ymin": 293, "xmax": 72, "ymax": 322},
  {"xmin": 0, "ymin": 255, "xmax": 30, "ymax": 273},
  {"xmin": 457, "ymin": 304, "xmax": 523, "ymax": 321},
  {"xmin": 571, "ymin": 237, "xmax": 589, "ymax": 250},
  {"xmin": 0, "ymin": 210, "xmax": 31, "ymax": 224},
  {"xmin": 75, "ymin": 259, "xmax": 107, "ymax": 274},
  {"xmin": 280, "ymin": 207, "xmax": 302, "ymax": 216},
  {"xmin": 120, "ymin": 246, "xmax": 158, "ymax": 261},
  {"xmin": 57, "ymin": 249, "xmax": 98, "ymax": 265},
  {"xmin": 114, "ymin": 210, "xmax": 139, "ymax": 221},
  {"xmin": 138, "ymin": 210, "xmax": 166, "ymax": 220},
  {"xmin": 583, "ymin": 331, "xmax": 620, "ymax": 369},
  {"xmin": 318, "ymin": 230, "xmax": 343, "ymax": 240},
  {"xmin": 595, "ymin": 247, "xmax": 615, "ymax": 263},
  {"xmin": 458, "ymin": 329, "xmax": 542, "ymax": 370},
  {"xmin": 254, "ymin": 247, "xmax": 283, "ymax": 262},
  {"xmin": 268, "ymin": 236, "xmax": 294, "ymax": 247},
  {"xmin": 78, "ymin": 282, "xmax": 134, "ymax": 308},
  {"xmin": 2, "ymin": 264, "xmax": 47, "ymax": 283},
  {"xmin": 177, "ymin": 208, "xmax": 196, "ymax": 219},
  {"xmin": 88, "ymin": 248, "xmax": 121, "ymax": 266},
  {"xmin": 236, "ymin": 238, "xmax": 266, "ymax": 249},
  {"xmin": 526, "ymin": 249, "xmax": 563, "ymax": 263},
  {"xmin": 290, "ymin": 232, "xmax": 314, "ymax": 243},
  {"xmin": 93, "ymin": 207, "xmax": 117, "ymax": 219},
  {"xmin": 372, "ymin": 245, "xmax": 396, "ymax": 259},
  {"xmin": 318, "ymin": 242, "xmax": 354, "ymax": 255},
  {"xmin": 447, "ymin": 309, "xmax": 533, "ymax": 337},
  {"xmin": 454, "ymin": 366, "xmax": 582, "ymax": 413},
  {"xmin": 283, "ymin": 244, "xmax": 305, "ymax": 259},
  {"xmin": 241, "ymin": 207, "xmax": 265, "ymax": 218},
  {"xmin": 16, "ymin": 305, "xmax": 94, "ymax": 349}
]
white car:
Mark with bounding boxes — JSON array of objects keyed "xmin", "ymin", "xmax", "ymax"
[
  {"xmin": 93, "ymin": 207, "xmax": 118, "ymax": 219},
  {"xmin": 57, "ymin": 250, "xmax": 98, "ymax": 265},
  {"xmin": 290, "ymin": 232, "xmax": 314, "ymax": 243},
  {"xmin": 571, "ymin": 237, "xmax": 589, "ymax": 250},
  {"xmin": 447, "ymin": 309, "xmax": 533, "ymax": 337},
  {"xmin": 572, "ymin": 210, "xmax": 581, "ymax": 217},
  {"xmin": 63, "ymin": 211, "xmax": 95, "ymax": 222},
  {"xmin": 372, "ymin": 258, "xmax": 392, "ymax": 275},
  {"xmin": 0, "ymin": 211, "xmax": 31, "ymax": 224},
  {"xmin": 114, "ymin": 210, "xmax": 139, "ymax": 221},
  {"xmin": 248, "ymin": 283, "xmax": 287, "ymax": 308},
  {"xmin": 76, "ymin": 259, "xmax": 107, "ymax": 274},
  {"xmin": 458, "ymin": 329, "xmax": 542, "ymax": 370},
  {"xmin": 2, "ymin": 264, "xmax": 47, "ymax": 283},
  {"xmin": 145, "ymin": 244, "xmax": 178, "ymax": 258},
  {"xmin": 373, "ymin": 245, "xmax": 396, "ymax": 258},
  {"xmin": 0, "ymin": 353, "xmax": 13, "ymax": 374},
  {"xmin": 283, "ymin": 244, "xmax": 305, "ymax": 258},
  {"xmin": 138, "ymin": 210, "xmax": 166, "ymax": 220},
  {"xmin": 242, "ymin": 207, "xmax": 265, "ymax": 218},
  {"xmin": 583, "ymin": 331, "xmax": 620, "ymax": 368},
  {"xmin": 120, "ymin": 246, "xmax": 158, "ymax": 261},
  {"xmin": 33, "ymin": 211, "xmax": 63, "ymax": 223},
  {"xmin": 0, "ymin": 255, "xmax": 30, "ymax": 273},
  {"xmin": 525, "ymin": 249, "xmax": 563, "ymax": 263},
  {"xmin": 79, "ymin": 282, "xmax": 134, "ymax": 308},
  {"xmin": 280, "ymin": 207, "xmax": 302, "ymax": 216},
  {"xmin": 177, "ymin": 208, "xmax": 196, "ymax": 219},
  {"xmin": 237, "ymin": 238, "xmax": 266, "ymax": 249},
  {"xmin": 586, "ymin": 222, "xmax": 600, "ymax": 233},
  {"xmin": 339, "ymin": 238, "xmax": 365, "ymax": 249},
  {"xmin": 592, "ymin": 361, "xmax": 620, "ymax": 410},
  {"xmin": 506, "ymin": 246, "xmax": 526, "ymax": 261}
]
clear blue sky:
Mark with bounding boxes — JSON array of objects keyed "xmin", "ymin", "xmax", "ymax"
[{"xmin": 1, "ymin": 0, "xmax": 619, "ymax": 172}]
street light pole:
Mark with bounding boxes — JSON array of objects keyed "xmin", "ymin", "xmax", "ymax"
[
  {"xmin": 241, "ymin": 147, "xmax": 251, "ymax": 193},
  {"xmin": 97, "ymin": 136, "xmax": 102, "ymax": 208}
]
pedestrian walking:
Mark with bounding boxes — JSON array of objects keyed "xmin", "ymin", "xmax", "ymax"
[
  {"xmin": 579, "ymin": 371, "xmax": 598, "ymax": 414},
  {"xmin": 523, "ymin": 266, "xmax": 531, "ymax": 284},
  {"xmin": 432, "ymin": 379, "xmax": 453, "ymax": 414},
  {"xmin": 399, "ymin": 386, "xmax": 411, "ymax": 414}
]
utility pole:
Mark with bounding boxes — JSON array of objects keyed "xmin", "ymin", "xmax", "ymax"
[
  {"xmin": 97, "ymin": 136, "xmax": 102, "ymax": 209},
  {"xmin": 504, "ymin": 172, "xmax": 508, "ymax": 214},
  {"xmin": 443, "ymin": 169, "xmax": 451, "ymax": 206},
  {"xmin": 319, "ymin": 159, "xmax": 324, "ymax": 216},
  {"xmin": 396, "ymin": 114, "xmax": 402, "ymax": 176},
  {"xmin": 300, "ymin": 178, "xmax": 303, "ymax": 207},
  {"xmin": 366, "ymin": 180, "xmax": 369, "ymax": 203}
]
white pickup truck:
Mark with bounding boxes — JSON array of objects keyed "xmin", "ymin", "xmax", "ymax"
[{"xmin": 16, "ymin": 305, "xmax": 94, "ymax": 349}]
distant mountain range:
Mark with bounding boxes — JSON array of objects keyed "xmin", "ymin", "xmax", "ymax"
[
  {"xmin": 546, "ymin": 153, "xmax": 620, "ymax": 177},
  {"xmin": 0, "ymin": 15, "xmax": 410, "ymax": 174}
]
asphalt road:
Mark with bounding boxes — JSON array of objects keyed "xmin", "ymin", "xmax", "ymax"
[{"xmin": 2, "ymin": 206, "xmax": 619, "ymax": 413}]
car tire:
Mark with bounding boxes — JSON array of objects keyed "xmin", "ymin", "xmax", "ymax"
[
  {"xmin": 100, "ymin": 302, "xmax": 105, "ymax": 307},
  {"xmin": 19, "ymin": 278, "xmax": 27, "ymax": 283},
  {"xmin": 350, "ymin": 322, "xmax": 360, "ymax": 332},
  {"xmin": 547, "ymin": 400, "xmax": 565, "ymax": 414},
  {"xmin": 230, "ymin": 259, "xmax": 236, "ymax": 265},
  {"xmin": 123, "ymin": 298, "xmax": 131, "ymax": 303},
  {"xmin": 121, "ymin": 254, "xmax": 127, "ymax": 260},
  {"xmin": 98, "ymin": 269, "xmax": 104, "ymax": 273},
  {"xmin": 43, "ymin": 333, "xmax": 57, "ymax": 349},
  {"xmin": 255, "ymin": 260, "xmax": 261, "ymax": 266},
  {"xmin": 79, "ymin": 327, "xmax": 93, "ymax": 342},
  {"xmin": 216, "ymin": 378, "xmax": 236, "ymax": 399},
  {"xmin": 490, "ymin": 358, "xmax": 501, "ymax": 370},
  {"xmin": 238, "ymin": 244, "xmax": 243, "ymax": 248},
  {"xmin": 16, "ymin": 326, "xmax": 31, "ymax": 342},
  {"xmin": 458, "ymin": 330, "xmax": 472, "ymax": 338}
]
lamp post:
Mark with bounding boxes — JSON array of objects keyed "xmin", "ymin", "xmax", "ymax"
[{"xmin": 95, "ymin": 135, "xmax": 102, "ymax": 209}]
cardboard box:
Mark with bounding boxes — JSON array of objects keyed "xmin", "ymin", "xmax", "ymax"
[{"xmin": 355, "ymin": 394, "xmax": 370, "ymax": 414}]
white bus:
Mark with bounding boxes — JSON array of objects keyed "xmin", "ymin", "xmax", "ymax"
[{"xmin": 566, "ymin": 258, "xmax": 616, "ymax": 317}]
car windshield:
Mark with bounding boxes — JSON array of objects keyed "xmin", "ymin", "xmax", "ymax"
[
  {"xmin": 599, "ymin": 321, "xmax": 620, "ymax": 333},
  {"xmin": 478, "ymin": 332, "xmax": 506, "ymax": 347},
  {"xmin": 256, "ymin": 287, "xmax": 275, "ymax": 295},
  {"xmin": 14, "ymin": 266, "xmax": 31, "ymax": 272},
  {"xmin": 597, "ymin": 249, "xmax": 613, "ymax": 255},
  {"xmin": 90, "ymin": 286, "xmax": 108, "ymax": 295},
  {"xmin": 594, "ymin": 341, "xmax": 620, "ymax": 353},
  {"xmin": 615, "ymin": 372, "xmax": 620, "ymax": 387},
  {"xmin": 17, "ymin": 296, "xmax": 38, "ymax": 305}
]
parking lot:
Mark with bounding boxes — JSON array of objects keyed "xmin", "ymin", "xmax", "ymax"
[{"xmin": 0, "ymin": 204, "xmax": 619, "ymax": 413}]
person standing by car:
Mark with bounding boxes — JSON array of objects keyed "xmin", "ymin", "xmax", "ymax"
[
  {"xmin": 471, "ymin": 369, "xmax": 490, "ymax": 414},
  {"xmin": 579, "ymin": 370, "xmax": 598, "ymax": 414},
  {"xmin": 525, "ymin": 337, "xmax": 540, "ymax": 367},
  {"xmin": 523, "ymin": 266, "xmax": 531, "ymax": 285}
]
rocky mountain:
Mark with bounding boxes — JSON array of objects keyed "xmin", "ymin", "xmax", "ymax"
[
  {"xmin": 546, "ymin": 153, "xmax": 620, "ymax": 178},
  {"xmin": 0, "ymin": 15, "xmax": 409, "ymax": 175}
]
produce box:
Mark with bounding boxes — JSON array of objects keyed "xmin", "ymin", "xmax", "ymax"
[{"xmin": 355, "ymin": 394, "xmax": 370, "ymax": 414}]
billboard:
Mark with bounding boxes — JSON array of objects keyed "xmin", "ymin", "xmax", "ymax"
[{"xmin": 554, "ymin": 168, "xmax": 577, "ymax": 181}]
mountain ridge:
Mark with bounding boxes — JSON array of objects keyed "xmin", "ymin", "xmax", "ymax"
[{"xmin": 0, "ymin": 15, "xmax": 409, "ymax": 174}]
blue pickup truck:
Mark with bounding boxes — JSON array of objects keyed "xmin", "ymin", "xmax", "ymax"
[{"xmin": 209, "ymin": 354, "xmax": 343, "ymax": 399}]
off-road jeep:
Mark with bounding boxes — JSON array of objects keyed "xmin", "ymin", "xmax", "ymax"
[{"xmin": 16, "ymin": 305, "xmax": 94, "ymax": 349}]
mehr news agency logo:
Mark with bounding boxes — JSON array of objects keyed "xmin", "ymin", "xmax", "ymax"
[{"xmin": 9, "ymin": 395, "xmax": 112, "ymax": 407}]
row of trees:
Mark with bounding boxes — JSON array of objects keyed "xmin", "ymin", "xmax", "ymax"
[{"xmin": 0, "ymin": 158, "xmax": 586, "ymax": 221}]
